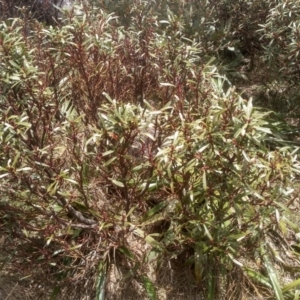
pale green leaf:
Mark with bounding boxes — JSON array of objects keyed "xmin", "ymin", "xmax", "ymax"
[
  {"xmin": 110, "ymin": 179, "xmax": 124, "ymax": 187},
  {"xmin": 243, "ymin": 267, "xmax": 272, "ymax": 288},
  {"xmin": 282, "ymin": 278, "xmax": 300, "ymax": 293}
]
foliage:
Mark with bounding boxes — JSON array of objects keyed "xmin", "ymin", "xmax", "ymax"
[
  {"xmin": 0, "ymin": 0, "xmax": 71, "ymax": 26},
  {"xmin": 0, "ymin": 1, "xmax": 300, "ymax": 300},
  {"xmin": 99, "ymin": 0, "xmax": 300, "ymax": 115}
]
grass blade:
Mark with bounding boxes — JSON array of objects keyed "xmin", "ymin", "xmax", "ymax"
[
  {"xmin": 261, "ymin": 245, "xmax": 284, "ymax": 300},
  {"xmin": 194, "ymin": 244, "xmax": 205, "ymax": 285},
  {"xmin": 96, "ymin": 261, "xmax": 107, "ymax": 300},
  {"xmin": 282, "ymin": 278, "xmax": 300, "ymax": 293},
  {"xmin": 243, "ymin": 267, "xmax": 272, "ymax": 289},
  {"xmin": 140, "ymin": 275, "xmax": 156, "ymax": 300}
]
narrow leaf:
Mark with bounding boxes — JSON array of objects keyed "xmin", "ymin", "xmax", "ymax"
[
  {"xmin": 243, "ymin": 267, "xmax": 272, "ymax": 288},
  {"xmin": 282, "ymin": 278, "xmax": 300, "ymax": 293},
  {"xmin": 110, "ymin": 179, "xmax": 124, "ymax": 187},
  {"xmin": 140, "ymin": 275, "xmax": 156, "ymax": 300},
  {"xmin": 96, "ymin": 261, "xmax": 107, "ymax": 300},
  {"xmin": 262, "ymin": 246, "xmax": 284, "ymax": 300},
  {"xmin": 141, "ymin": 202, "xmax": 167, "ymax": 222},
  {"xmin": 203, "ymin": 170, "xmax": 207, "ymax": 190}
]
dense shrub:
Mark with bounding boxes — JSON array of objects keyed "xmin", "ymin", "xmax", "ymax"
[
  {"xmin": 94, "ymin": 0, "xmax": 300, "ymax": 116},
  {"xmin": 0, "ymin": 2, "xmax": 300, "ymax": 300},
  {"xmin": 0, "ymin": 0, "xmax": 72, "ymax": 25}
]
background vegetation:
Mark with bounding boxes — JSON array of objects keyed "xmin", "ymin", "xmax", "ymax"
[{"xmin": 0, "ymin": 1, "xmax": 300, "ymax": 299}]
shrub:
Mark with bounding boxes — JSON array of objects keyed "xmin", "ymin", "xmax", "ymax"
[
  {"xmin": 0, "ymin": 2, "xmax": 300, "ymax": 300},
  {"xmin": 0, "ymin": 0, "xmax": 71, "ymax": 25},
  {"xmin": 96, "ymin": 0, "xmax": 300, "ymax": 117}
]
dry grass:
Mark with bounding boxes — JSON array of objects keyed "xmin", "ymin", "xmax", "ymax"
[{"xmin": 0, "ymin": 277, "xmax": 30, "ymax": 300}]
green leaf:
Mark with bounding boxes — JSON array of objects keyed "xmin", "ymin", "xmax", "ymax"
[
  {"xmin": 282, "ymin": 278, "xmax": 300, "ymax": 293},
  {"xmin": 72, "ymin": 201, "xmax": 89, "ymax": 212},
  {"xmin": 110, "ymin": 179, "xmax": 124, "ymax": 187},
  {"xmin": 194, "ymin": 244, "xmax": 204, "ymax": 284},
  {"xmin": 52, "ymin": 204, "xmax": 63, "ymax": 212},
  {"xmin": 96, "ymin": 261, "xmax": 107, "ymax": 300},
  {"xmin": 198, "ymin": 144, "xmax": 209, "ymax": 153},
  {"xmin": 104, "ymin": 156, "xmax": 117, "ymax": 166},
  {"xmin": 141, "ymin": 212, "xmax": 166, "ymax": 226},
  {"xmin": 282, "ymin": 216, "xmax": 300, "ymax": 233},
  {"xmin": 49, "ymin": 286, "xmax": 61, "ymax": 300},
  {"xmin": 9, "ymin": 74, "xmax": 21, "ymax": 81},
  {"xmin": 253, "ymin": 126, "xmax": 272, "ymax": 134},
  {"xmin": 140, "ymin": 275, "xmax": 156, "ymax": 300},
  {"xmin": 122, "ymin": 262, "xmax": 140, "ymax": 281},
  {"xmin": 12, "ymin": 151, "xmax": 20, "ymax": 167},
  {"xmin": 117, "ymin": 246, "xmax": 136, "ymax": 261},
  {"xmin": 102, "ymin": 92, "xmax": 113, "ymax": 103},
  {"xmin": 144, "ymin": 249, "xmax": 160, "ymax": 264},
  {"xmin": 142, "ymin": 130, "xmax": 156, "ymax": 141},
  {"xmin": 203, "ymin": 225, "xmax": 213, "ymax": 241},
  {"xmin": 144, "ymin": 235, "xmax": 163, "ymax": 250},
  {"xmin": 102, "ymin": 150, "xmax": 115, "ymax": 156},
  {"xmin": 141, "ymin": 202, "xmax": 167, "ymax": 222},
  {"xmin": 294, "ymin": 290, "xmax": 300, "ymax": 300},
  {"xmin": 126, "ymin": 206, "xmax": 137, "ymax": 218},
  {"xmin": 68, "ymin": 244, "xmax": 83, "ymax": 250},
  {"xmin": 243, "ymin": 267, "xmax": 272, "ymax": 288},
  {"xmin": 261, "ymin": 245, "xmax": 284, "ymax": 300},
  {"xmin": 47, "ymin": 181, "xmax": 59, "ymax": 196},
  {"xmin": 64, "ymin": 178, "xmax": 78, "ymax": 185},
  {"xmin": 203, "ymin": 170, "xmax": 207, "ymax": 190},
  {"xmin": 9, "ymin": 60, "xmax": 20, "ymax": 68},
  {"xmin": 207, "ymin": 268, "xmax": 216, "ymax": 300},
  {"xmin": 133, "ymin": 228, "xmax": 163, "ymax": 251}
]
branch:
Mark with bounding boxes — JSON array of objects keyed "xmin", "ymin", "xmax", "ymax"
[{"xmin": 56, "ymin": 194, "xmax": 97, "ymax": 226}]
